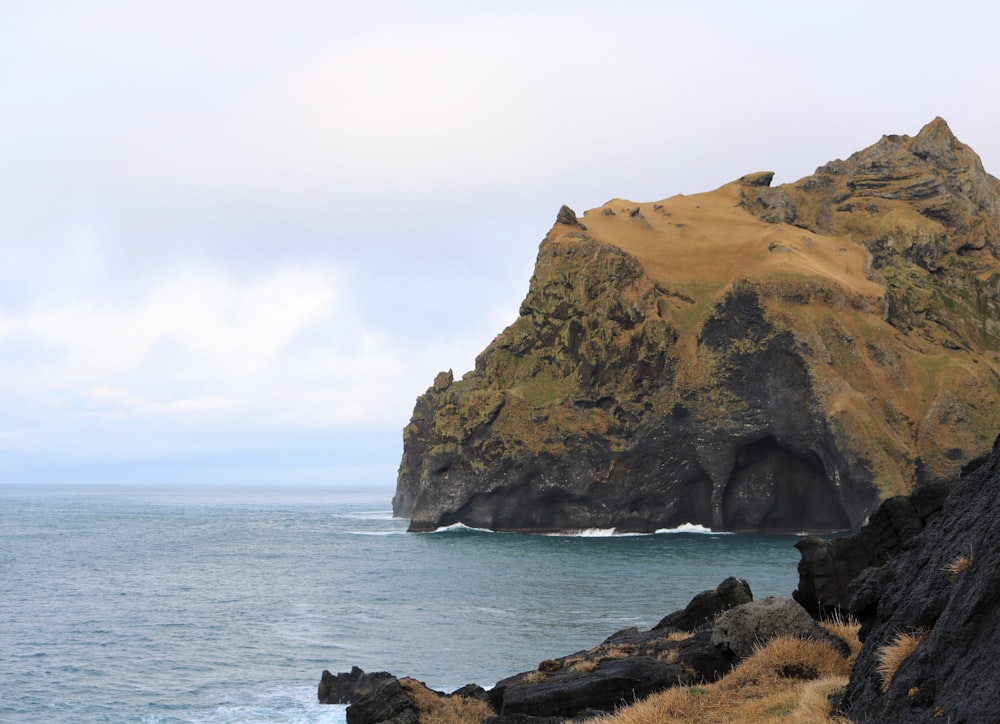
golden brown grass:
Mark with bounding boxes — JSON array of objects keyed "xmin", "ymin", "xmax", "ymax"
[
  {"xmin": 819, "ymin": 612, "xmax": 863, "ymax": 663},
  {"xmin": 944, "ymin": 552, "xmax": 973, "ymax": 582},
  {"xmin": 398, "ymin": 677, "xmax": 494, "ymax": 724},
  {"xmin": 520, "ymin": 670, "xmax": 546, "ymax": 685},
  {"xmin": 595, "ymin": 629, "xmax": 859, "ymax": 724},
  {"xmin": 876, "ymin": 631, "xmax": 925, "ymax": 693}
]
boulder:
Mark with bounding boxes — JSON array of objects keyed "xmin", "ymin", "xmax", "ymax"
[
  {"xmin": 555, "ymin": 204, "xmax": 578, "ymax": 226},
  {"xmin": 317, "ymin": 667, "xmax": 420, "ymax": 724},
  {"xmin": 711, "ymin": 597, "xmax": 850, "ymax": 661},
  {"xmin": 318, "ymin": 667, "xmax": 396, "ymax": 705},
  {"xmin": 654, "ymin": 576, "xmax": 752, "ymax": 631}
]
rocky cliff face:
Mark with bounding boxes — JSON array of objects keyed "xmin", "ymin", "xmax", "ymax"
[
  {"xmin": 395, "ymin": 118, "xmax": 1000, "ymax": 533},
  {"xmin": 844, "ymin": 434, "xmax": 1000, "ymax": 722}
]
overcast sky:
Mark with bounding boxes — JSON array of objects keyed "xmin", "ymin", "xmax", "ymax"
[{"xmin": 2, "ymin": 1, "xmax": 998, "ymax": 487}]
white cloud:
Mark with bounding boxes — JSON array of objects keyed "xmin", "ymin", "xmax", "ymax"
[
  {"xmin": 0, "ymin": 263, "xmax": 436, "ymax": 445},
  {"xmin": 0, "ymin": 0, "xmax": 999, "ymax": 481}
]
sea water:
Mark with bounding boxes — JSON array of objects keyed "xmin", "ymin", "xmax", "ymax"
[{"xmin": 1, "ymin": 484, "xmax": 804, "ymax": 722}]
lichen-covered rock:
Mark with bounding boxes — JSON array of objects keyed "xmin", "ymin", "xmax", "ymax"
[
  {"xmin": 395, "ymin": 118, "xmax": 1000, "ymax": 533},
  {"xmin": 710, "ymin": 597, "xmax": 850, "ymax": 661},
  {"xmin": 844, "ymin": 434, "xmax": 1000, "ymax": 722}
]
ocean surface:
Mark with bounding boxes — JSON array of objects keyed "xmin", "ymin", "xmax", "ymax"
[{"xmin": 2, "ymin": 484, "xmax": 807, "ymax": 722}]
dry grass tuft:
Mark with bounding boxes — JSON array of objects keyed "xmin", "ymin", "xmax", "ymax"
[
  {"xmin": 398, "ymin": 677, "xmax": 494, "ymax": 724},
  {"xmin": 537, "ymin": 658, "xmax": 562, "ymax": 672},
  {"xmin": 594, "ymin": 635, "xmax": 854, "ymax": 724},
  {"xmin": 944, "ymin": 552, "xmax": 973, "ymax": 582},
  {"xmin": 521, "ymin": 670, "xmax": 546, "ymax": 685},
  {"xmin": 721, "ymin": 636, "xmax": 853, "ymax": 690},
  {"xmin": 819, "ymin": 611, "xmax": 862, "ymax": 663},
  {"xmin": 876, "ymin": 631, "xmax": 925, "ymax": 693},
  {"xmin": 656, "ymin": 649, "xmax": 680, "ymax": 664},
  {"xmin": 570, "ymin": 659, "xmax": 598, "ymax": 673}
]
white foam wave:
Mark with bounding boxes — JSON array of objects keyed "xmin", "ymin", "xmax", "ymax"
[
  {"xmin": 427, "ymin": 522, "xmax": 495, "ymax": 534},
  {"xmin": 653, "ymin": 523, "xmax": 731, "ymax": 535},
  {"xmin": 545, "ymin": 528, "xmax": 630, "ymax": 537}
]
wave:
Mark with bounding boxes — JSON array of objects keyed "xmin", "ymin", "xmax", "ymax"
[
  {"xmin": 426, "ymin": 522, "xmax": 495, "ymax": 534},
  {"xmin": 420, "ymin": 522, "xmax": 732, "ymax": 536},
  {"xmin": 545, "ymin": 528, "xmax": 637, "ymax": 537},
  {"xmin": 654, "ymin": 523, "xmax": 731, "ymax": 535}
]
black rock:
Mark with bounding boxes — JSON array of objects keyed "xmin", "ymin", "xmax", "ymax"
[
  {"xmin": 450, "ymin": 682, "xmax": 490, "ymax": 703},
  {"xmin": 489, "ymin": 656, "xmax": 679, "ymax": 719},
  {"xmin": 793, "ymin": 481, "xmax": 950, "ymax": 619},
  {"xmin": 317, "ymin": 667, "xmax": 419, "ymax": 724},
  {"xmin": 345, "ymin": 675, "xmax": 418, "ymax": 724},
  {"xmin": 845, "ymin": 435, "xmax": 1000, "ymax": 722},
  {"xmin": 318, "ymin": 667, "xmax": 396, "ymax": 705},
  {"xmin": 654, "ymin": 576, "xmax": 752, "ymax": 631}
]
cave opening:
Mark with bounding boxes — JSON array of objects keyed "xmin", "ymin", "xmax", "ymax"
[{"xmin": 722, "ymin": 436, "xmax": 850, "ymax": 532}]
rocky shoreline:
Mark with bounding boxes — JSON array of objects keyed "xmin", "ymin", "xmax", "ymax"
[{"xmin": 321, "ymin": 436, "xmax": 1000, "ymax": 722}]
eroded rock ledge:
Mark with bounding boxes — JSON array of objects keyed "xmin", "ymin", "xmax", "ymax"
[{"xmin": 395, "ymin": 118, "xmax": 1000, "ymax": 534}]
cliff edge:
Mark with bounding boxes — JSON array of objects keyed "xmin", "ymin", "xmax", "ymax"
[{"xmin": 395, "ymin": 118, "xmax": 1000, "ymax": 533}]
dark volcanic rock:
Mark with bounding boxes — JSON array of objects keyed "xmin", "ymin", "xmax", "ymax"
[
  {"xmin": 485, "ymin": 582, "xmax": 743, "ymax": 719},
  {"xmin": 793, "ymin": 481, "xmax": 950, "ymax": 618},
  {"xmin": 317, "ymin": 668, "xmax": 419, "ymax": 724},
  {"xmin": 845, "ymin": 435, "xmax": 1000, "ymax": 722},
  {"xmin": 395, "ymin": 118, "xmax": 1000, "ymax": 535},
  {"xmin": 490, "ymin": 656, "xmax": 680, "ymax": 718},
  {"xmin": 318, "ymin": 667, "xmax": 395, "ymax": 705},
  {"xmin": 654, "ymin": 576, "xmax": 752, "ymax": 631}
]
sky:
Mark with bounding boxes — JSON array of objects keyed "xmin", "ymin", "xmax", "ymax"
[{"xmin": 1, "ymin": 0, "xmax": 998, "ymax": 488}]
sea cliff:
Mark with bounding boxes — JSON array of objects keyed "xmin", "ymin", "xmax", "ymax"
[{"xmin": 395, "ymin": 118, "xmax": 1000, "ymax": 534}]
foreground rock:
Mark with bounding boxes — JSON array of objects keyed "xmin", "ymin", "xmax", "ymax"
[
  {"xmin": 842, "ymin": 435, "xmax": 1000, "ymax": 722},
  {"xmin": 320, "ymin": 578, "xmax": 858, "ymax": 722},
  {"xmin": 395, "ymin": 118, "xmax": 1000, "ymax": 534},
  {"xmin": 793, "ymin": 481, "xmax": 951, "ymax": 618},
  {"xmin": 318, "ymin": 668, "xmax": 419, "ymax": 724}
]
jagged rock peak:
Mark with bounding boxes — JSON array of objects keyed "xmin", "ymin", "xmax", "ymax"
[
  {"xmin": 739, "ymin": 171, "xmax": 774, "ymax": 187},
  {"xmin": 555, "ymin": 204, "xmax": 578, "ymax": 226}
]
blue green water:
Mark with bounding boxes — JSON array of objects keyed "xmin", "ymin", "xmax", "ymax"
[{"xmin": 1, "ymin": 484, "xmax": 804, "ymax": 722}]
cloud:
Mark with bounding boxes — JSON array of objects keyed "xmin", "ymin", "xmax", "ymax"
[
  {"xmin": 0, "ymin": 263, "xmax": 452, "ymax": 453},
  {"xmin": 0, "ymin": 0, "xmax": 999, "ymax": 483}
]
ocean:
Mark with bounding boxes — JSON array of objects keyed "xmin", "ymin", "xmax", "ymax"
[{"xmin": 1, "ymin": 484, "xmax": 805, "ymax": 722}]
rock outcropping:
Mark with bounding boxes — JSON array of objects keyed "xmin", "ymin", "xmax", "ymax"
[
  {"xmin": 793, "ymin": 481, "xmax": 951, "ymax": 618},
  {"xmin": 321, "ymin": 580, "xmax": 853, "ymax": 722},
  {"xmin": 395, "ymin": 118, "xmax": 1000, "ymax": 533},
  {"xmin": 844, "ymin": 434, "xmax": 1000, "ymax": 722}
]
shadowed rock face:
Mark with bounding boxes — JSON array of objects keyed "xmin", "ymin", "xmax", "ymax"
[
  {"xmin": 395, "ymin": 118, "xmax": 1000, "ymax": 533},
  {"xmin": 843, "ymin": 435, "xmax": 1000, "ymax": 722}
]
